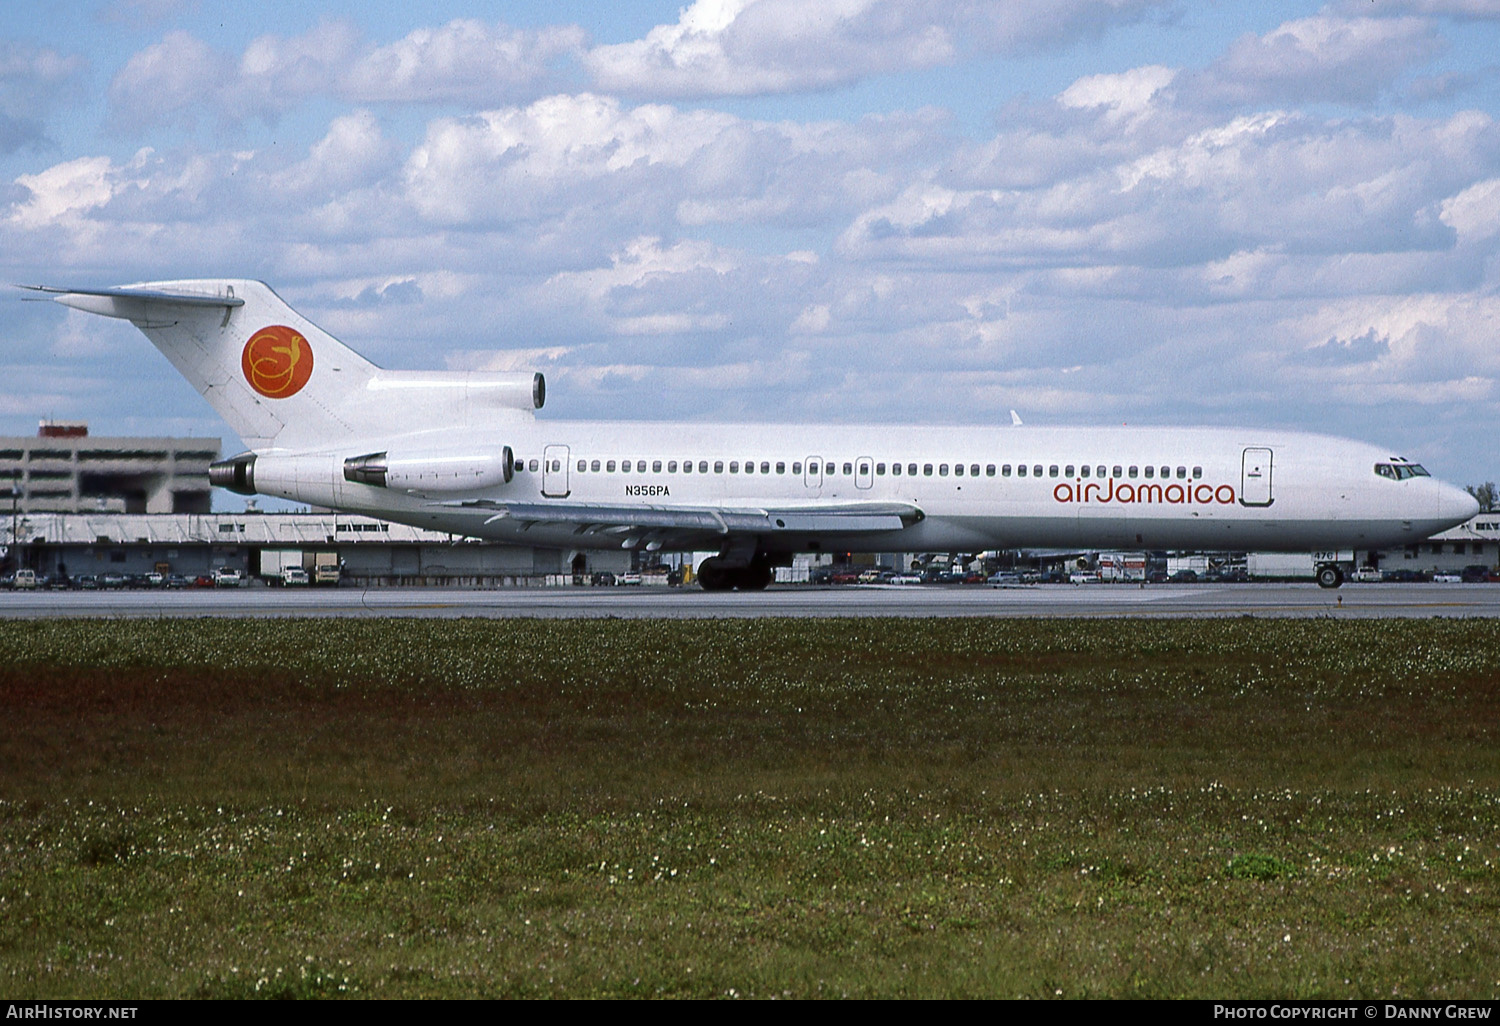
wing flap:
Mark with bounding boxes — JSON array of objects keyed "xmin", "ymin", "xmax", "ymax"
[{"xmin": 433, "ymin": 499, "xmax": 922, "ymax": 539}]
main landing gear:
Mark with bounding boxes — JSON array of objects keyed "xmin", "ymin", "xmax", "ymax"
[
  {"xmin": 696, "ymin": 555, "xmax": 774, "ymax": 591},
  {"xmin": 1316, "ymin": 564, "xmax": 1344, "ymax": 589}
]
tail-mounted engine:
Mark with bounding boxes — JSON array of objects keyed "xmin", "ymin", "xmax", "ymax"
[{"xmin": 343, "ymin": 448, "xmax": 514, "ymax": 492}]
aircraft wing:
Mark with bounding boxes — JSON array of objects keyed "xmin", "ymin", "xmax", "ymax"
[{"xmin": 431, "ymin": 499, "xmax": 924, "ymax": 548}]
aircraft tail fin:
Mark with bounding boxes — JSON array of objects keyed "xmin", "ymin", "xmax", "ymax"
[
  {"xmin": 29, "ymin": 279, "xmax": 543, "ymax": 451},
  {"xmin": 30, "ymin": 280, "xmax": 377, "ymax": 450}
]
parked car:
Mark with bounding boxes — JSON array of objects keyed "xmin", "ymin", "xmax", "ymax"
[
  {"xmin": 1460, "ymin": 564, "xmax": 1494, "ymax": 583},
  {"xmin": 1168, "ymin": 570, "xmax": 1199, "ymax": 583},
  {"xmin": 987, "ymin": 571, "xmax": 1024, "ymax": 586},
  {"xmin": 1354, "ymin": 566, "xmax": 1382, "ymax": 583},
  {"xmin": 1433, "ymin": 572, "xmax": 1463, "ymax": 583},
  {"xmin": 214, "ymin": 568, "xmax": 244, "ymax": 587}
]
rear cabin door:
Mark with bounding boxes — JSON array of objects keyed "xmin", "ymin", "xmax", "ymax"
[
  {"xmin": 543, "ymin": 444, "xmax": 570, "ymax": 498},
  {"xmin": 1241, "ymin": 447, "xmax": 1273, "ymax": 506}
]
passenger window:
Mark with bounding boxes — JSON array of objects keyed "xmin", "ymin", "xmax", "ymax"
[
  {"xmin": 1176, "ymin": 466, "xmax": 1186, "ymax": 479},
  {"xmin": 969, "ymin": 464, "xmax": 979, "ymax": 477},
  {"xmin": 908, "ymin": 464, "xmax": 918, "ymax": 476},
  {"xmin": 892, "ymin": 463, "xmax": 902, "ymax": 476},
  {"xmin": 683, "ymin": 461, "xmax": 692, "ymax": 474},
  {"xmin": 606, "ymin": 460, "xmax": 616, "ymax": 472},
  {"xmin": 591, "ymin": 460, "xmax": 601, "ymax": 472},
  {"xmin": 843, "ymin": 463, "xmax": 853, "ymax": 476},
  {"xmin": 743, "ymin": 461, "xmax": 753, "ymax": 474},
  {"xmin": 1018, "ymin": 465, "xmax": 1027, "ymax": 478},
  {"xmin": 551, "ymin": 459, "xmax": 561, "ymax": 472},
  {"xmin": 1128, "ymin": 466, "xmax": 1138, "ymax": 478},
  {"xmin": 529, "ymin": 459, "xmax": 539, "ymax": 472},
  {"xmin": 776, "ymin": 462, "xmax": 785, "ymax": 474},
  {"xmin": 826, "ymin": 462, "xmax": 837, "ymax": 475},
  {"xmin": 1096, "ymin": 466, "xmax": 1106, "ymax": 478},
  {"xmin": 1033, "ymin": 465, "xmax": 1042, "ymax": 477},
  {"xmin": 761, "ymin": 462, "xmax": 770, "ymax": 474},
  {"xmin": 859, "ymin": 462, "xmax": 870, "ymax": 476},
  {"xmin": 1065, "ymin": 465, "xmax": 1074, "ymax": 477},
  {"xmin": 954, "ymin": 464, "xmax": 963, "ymax": 477},
  {"xmin": 700, "ymin": 461, "xmax": 709, "ymax": 474},
  {"xmin": 924, "ymin": 464, "xmax": 934, "ymax": 476},
  {"xmin": 876, "ymin": 463, "xmax": 886, "ymax": 475},
  {"xmin": 729, "ymin": 462, "xmax": 739, "ymax": 473},
  {"xmin": 986, "ymin": 465, "xmax": 995, "ymax": 477},
  {"xmin": 577, "ymin": 459, "xmax": 586, "ymax": 472},
  {"xmin": 668, "ymin": 461, "xmax": 677, "ymax": 473},
  {"xmin": 653, "ymin": 460, "xmax": 662, "ymax": 473},
  {"xmin": 1143, "ymin": 466, "xmax": 1153, "ymax": 478},
  {"xmin": 792, "ymin": 462, "xmax": 802, "ymax": 475},
  {"xmin": 1160, "ymin": 466, "xmax": 1169, "ymax": 479},
  {"xmin": 637, "ymin": 461, "xmax": 646, "ymax": 473},
  {"xmin": 1080, "ymin": 465, "xmax": 1090, "ymax": 478},
  {"xmin": 1113, "ymin": 466, "xmax": 1122, "ymax": 478},
  {"xmin": 939, "ymin": 464, "xmax": 949, "ymax": 476},
  {"xmin": 1049, "ymin": 465, "xmax": 1059, "ymax": 478},
  {"xmin": 714, "ymin": 461, "xmax": 724, "ymax": 474},
  {"xmin": 1192, "ymin": 466, "xmax": 1202, "ymax": 479},
  {"xmin": 1002, "ymin": 465, "xmax": 1011, "ymax": 476}
]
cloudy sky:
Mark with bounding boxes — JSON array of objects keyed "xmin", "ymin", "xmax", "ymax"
[{"xmin": 4, "ymin": 0, "xmax": 1500, "ymax": 497}]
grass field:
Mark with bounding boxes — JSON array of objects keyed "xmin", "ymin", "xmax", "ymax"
[{"xmin": 2, "ymin": 617, "xmax": 1498, "ymax": 998}]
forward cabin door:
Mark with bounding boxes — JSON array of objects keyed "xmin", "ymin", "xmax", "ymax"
[
  {"xmin": 1241, "ymin": 447, "xmax": 1273, "ymax": 506},
  {"xmin": 543, "ymin": 444, "xmax": 570, "ymax": 498}
]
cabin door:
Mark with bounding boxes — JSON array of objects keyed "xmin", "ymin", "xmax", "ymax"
[
  {"xmin": 543, "ymin": 444, "xmax": 570, "ymax": 498},
  {"xmin": 1241, "ymin": 447, "xmax": 1273, "ymax": 506},
  {"xmin": 803, "ymin": 455, "xmax": 823, "ymax": 497}
]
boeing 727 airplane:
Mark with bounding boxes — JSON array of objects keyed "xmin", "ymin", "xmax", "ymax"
[{"xmin": 26, "ymin": 279, "xmax": 1479, "ymax": 589}]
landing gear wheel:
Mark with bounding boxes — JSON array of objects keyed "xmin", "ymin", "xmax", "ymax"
[
  {"xmin": 696, "ymin": 559, "xmax": 734, "ymax": 591},
  {"xmin": 696, "ymin": 556, "xmax": 773, "ymax": 591},
  {"xmin": 1316, "ymin": 565, "xmax": 1344, "ymax": 589},
  {"xmin": 737, "ymin": 558, "xmax": 773, "ymax": 591}
]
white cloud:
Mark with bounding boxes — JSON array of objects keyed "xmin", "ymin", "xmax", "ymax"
[
  {"xmin": 1059, "ymin": 66, "xmax": 1177, "ymax": 120},
  {"xmin": 1195, "ymin": 15, "xmax": 1445, "ymax": 107},
  {"xmin": 585, "ymin": 0, "xmax": 1164, "ymax": 98},
  {"xmin": 11, "ymin": 155, "xmax": 135, "ymax": 229},
  {"xmin": 1441, "ymin": 177, "xmax": 1500, "ymax": 242},
  {"xmin": 108, "ymin": 19, "xmax": 584, "ymax": 128},
  {"xmin": 341, "ymin": 20, "xmax": 586, "ymax": 104}
]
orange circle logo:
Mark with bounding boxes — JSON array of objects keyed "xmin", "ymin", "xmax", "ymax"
[{"xmin": 242, "ymin": 326, "xmax": 313, "ymax": 399}]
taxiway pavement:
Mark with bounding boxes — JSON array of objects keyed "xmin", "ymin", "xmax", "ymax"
[{"xmin": 4, "ymin": 582, "xmax": 1499, "ymax": 619}]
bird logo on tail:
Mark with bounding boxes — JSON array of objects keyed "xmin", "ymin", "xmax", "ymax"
[{"xmin": 242, "ymin": 326, "xmax": 314, "ymax": 398}]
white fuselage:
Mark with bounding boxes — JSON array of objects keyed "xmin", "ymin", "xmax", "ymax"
[{"xmin": 249, "ymin": 420, "xmax": 1478, "ymax": 556}]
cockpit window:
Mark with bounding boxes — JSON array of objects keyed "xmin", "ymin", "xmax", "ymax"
[{"xmin": 1375, "ymin": 463, "xmax": 1430, "ymax": 480}]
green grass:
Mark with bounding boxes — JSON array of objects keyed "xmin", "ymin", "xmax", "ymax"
[{"xmin": 1, "ymin": 617, "xmax": 1498, "ymax": 998}]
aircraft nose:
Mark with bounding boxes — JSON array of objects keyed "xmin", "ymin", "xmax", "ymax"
[{"xmin": 1437, "ymin": 482, "xmax": 1480, "ymax": 526}]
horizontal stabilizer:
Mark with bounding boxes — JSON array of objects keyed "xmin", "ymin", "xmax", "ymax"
[{"xmin": 19, "ymin": 283, "xmax": 245, "ymax": 314}]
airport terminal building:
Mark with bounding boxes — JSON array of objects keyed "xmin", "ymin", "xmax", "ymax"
[{"xmin": 1, "ymin": 421, "xmax": 218, "ymax": 515}]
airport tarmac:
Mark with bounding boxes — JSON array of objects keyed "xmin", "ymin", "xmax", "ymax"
[{"xmin": 4, "ymin": 582, "xmax": 1500, "ymax": 619}]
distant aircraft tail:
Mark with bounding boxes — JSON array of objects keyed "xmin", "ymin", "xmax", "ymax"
[{"xmin": 28, "ymin": 279, "xmax": 543, "ymax": 451}]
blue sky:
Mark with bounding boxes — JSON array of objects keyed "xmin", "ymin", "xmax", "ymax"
[{"xmin": 4, "ymin": 0, "xmax": 1500, "ymax": 497}]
